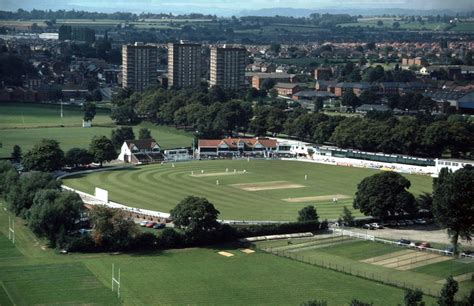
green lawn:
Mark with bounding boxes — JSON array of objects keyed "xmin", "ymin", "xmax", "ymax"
[
  {"xmin": 0, "ymin": 102, "xmax": 113, "ymax": 128},
  {"xmin": 0, "ymin": 103, "xmax": 193, "ymax": 157},
  {"xmin": 63, "ymin": 159, "xmax": 432, "ymax": 221},
  {"xmin": 413, "ymin": 259, "xmax": 474, "ymax": 279}
]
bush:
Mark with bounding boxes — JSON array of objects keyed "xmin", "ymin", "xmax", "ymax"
[{"xmin": 157, "ymin": 228, "xmax": 186, "ymax": 249}]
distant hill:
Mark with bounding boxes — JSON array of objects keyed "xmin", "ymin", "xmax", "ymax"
[{"xmin": 239, "ymin": 7, "xmax": 462, "ymax": 17}]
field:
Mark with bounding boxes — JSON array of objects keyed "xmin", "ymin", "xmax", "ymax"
[
  {"xmin": 0, "ymin": 102, "xmax": 193, "ymax": 157},
  {"xmin": 63, "ymin": 159, "xmax": 432, "ymax": 221},
  {"xmin": 0, "ymin": 205, "xmax": 430, "ymax": 305},
  {"xmin": 337, "ymin": 17, "xmax": 450, "ymax": 31},
  {"xmin": 255, "ymin": 236, "xmax": 474, "ymax": 298}
]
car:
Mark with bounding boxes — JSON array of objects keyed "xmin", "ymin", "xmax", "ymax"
[
  {"xmin": 140, "ymin": 221, "xmax": 148, "ymax": 227},
  {"xmin": 145, "ymin": 221, "xmax": 157, "ymax": 228},
  {"xmin": 416, "ymin": 242, "xmax": 431, "ymax": 250},
  {"xmin": 405, "ymin": 220, "xmax": 414, "ymax": 226},
  {"xmin": 371, "ymin": 223, "xmax": 384, "ymax": 229},
  {"xmin": 397, "ymin": 221, "xmax": 406, "ymax": 227},
  {"xmin": 443, "ymin": 246, "xmax": 454, "ymax": 255},
  {"xmin": 397, "ymin": 239, "xmax": 411, "ymax": 246},
  {"xmin": 153, "ymin": 223, "xmax": 165, "ymax": 229},
  {"xmin": 362, "ymin": 223, "xmax": 372, "ymax": 229},
  {"xmin": 414, "ymin": 219, "xmax": 426, "ymax": 225},
  {"xmin": 461, "ymin": 250, "xmax": 473, "ymax": 257}
]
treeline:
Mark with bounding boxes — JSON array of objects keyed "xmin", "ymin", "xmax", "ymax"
[
  {"xmin": 0, "ymin": 9, "xmax": 136, "ymax": 21},
  {"xmin": 112, "ymin": 86, "xmax": 473, "ymax": 159}
]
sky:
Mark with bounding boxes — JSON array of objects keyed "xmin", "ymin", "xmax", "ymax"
[{"xmin": 2, "ymin": 0, "xmax": 474, "ymax": 15}]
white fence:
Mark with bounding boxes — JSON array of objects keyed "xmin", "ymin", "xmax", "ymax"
[
  {"xmin": 333, "ymin": 228, "xmax": 375, "ymax": 241},
  {"xmin": 240, "ymin": 232, "xmax": 314, "ymax": 243}
]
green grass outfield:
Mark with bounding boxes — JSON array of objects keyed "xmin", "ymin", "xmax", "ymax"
[
  {"xmin": 0, "ymin": 205, "xmax": 424, "ymax": 306},
  {"xmin": 63, "ymin": 159, "xmax": 432, "ymax": 221},
  {"xmin": 0, "ymin": 102, "xmax": 193, "ymax": 157}
]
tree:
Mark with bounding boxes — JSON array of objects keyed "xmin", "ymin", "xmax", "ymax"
[
  {"xmin": 22, "ymin": 139, "xmax": 64, "ymax": 172},
  {"xmin": 353, "ymin": 172, "xmax": 416, "ymax": 221},
  {"xmin": 437, "ymin": 276, "xmax": 458, "ymax": 306},
  {"xmin": 432, "ymin": 166, "xmax": 474, "ymax": 255},
  {"xmin": 461, "ymin": 289, "xmax": 474, "ymax": 306},
  {"xmin": 0, "ymin": 161, "xmax": 17, "ymax": 195},
  {"xmin": 170, "ymin": 196, "xmax": 220, "ymax": 234},
  {"xmin": 89, "ymin": 206, "xmax": 140, "ymax": 250},
  {"xmin": 393, "ymin": 22, "xmax": 401, "ymax": 29},
  {"xmin": 6, "ymin": 172, "xmax": 60, "ymax": 217},
  {"xmin": 65, "ymin": 148, "xmax": 93, "ymax": 168},
  {"xmin": 377, "ymin": 20, "xmax": 384, "ymax": 26},
  {"xmin": 341, "ymin": 206, "xmax": 354, "ymax": 226},
  {"xmin": 404, "ymin": 289, "xmax": 424, "ymax": 306},
  {"xmin": 341, "ymin": 91, "xmax": 361, "ymax": 111},
  {"xmin": 89, "ymin": 136, "xmax": 116, "ymax": 167},
  {"xmin": 111, "ymin": 127, "xmax": 135, "ymax": 148},
  {"xmin": 29, "ymin": 190, "xmax": 84, "ymax": 247},
  {"xmin": 138, "ymin": 128, "xmax": 152, "ymax": 139},
  {"xmin": 82, "ymin": 102, "xmax": 96, "ymax": 122},
  {"xmin": 270, "ymin": 43, "xmax": 281, "ymax": 54},
  {"xmin": 11, "ymin": 145, "xmax": 22, "ymax": 163},
  {"xmin": 297, "ymin": 206, "xmax": 319, "ymax": 222},
  {"xmin": 111, "ymin": 104, "xmax": 138, "ymax": 124}
]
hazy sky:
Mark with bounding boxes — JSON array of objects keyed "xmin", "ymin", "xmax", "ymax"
[{"xmin": 2, "ymin": 0, "xmax": 473, "ymax": 14}]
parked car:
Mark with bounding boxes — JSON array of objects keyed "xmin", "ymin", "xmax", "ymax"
[
  {"xmin": 397, "ymin": 221, "xmax": 406, "ymax": 227},
  {"xmin": 371, "ymin": 223, "xmax": 384, "ymax": 229},
  {"xmin": 443, "ymin": 246, "xmax": 454, "ymax": 255},
  {"xmin": 140, "ymin": 221, "xmax": 148, "ymax": 227},
  {"xmin": 397, "ymin": 239, "xmax": 411, "ymax": 246},
  {"xmin": 461, "ymin": 250, "xmax": 473, "ymax": 257},
  {"xmin": 416, "ymin": 242, "xmax": 431, "ymax": 250},
  {"xmin": 153, "ymin": 223, "xmax": 165, "ymax": 229},
  {"xmin": 405, "ymin": 220, "xmax": 414, "ymax": 226},
  {"xmin": 414, "ymin": 219, "xmax": 426, "ymax": 225},
  {"xmin": 145, "ymin": 221, "xmax": 157, "ymax": 228},
  {"xmin": 362, "ymin": 223, "xmax": 375, "ymax": 230}
]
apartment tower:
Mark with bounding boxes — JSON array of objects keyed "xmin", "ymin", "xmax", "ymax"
[
  {"xmin": 167, "ymin": 42, "xmax": 202, "ymax": 88},
  {"xmin": 210, "ymin": 45, "xmax": 246, "ymax": 90},
  {"xmin": 122, "ymin": 43, "xmax": 158, "ymax": 92}
]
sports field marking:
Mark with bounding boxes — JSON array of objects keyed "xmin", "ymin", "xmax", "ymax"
[
  {"xmin": 241, "ymin": 249, "xmax": 255, "ymax": 254},
  {"xmin": 218, "ymin": 251, "xmax": 234, "ymax": 257},
  {"xmin": 397, "ymin": 255, "xmax": 451, "ymax": 271},
  {"xmin": 190, "ymin": 171, "xmax": 246, "ymax": 177},
  {"xmin": 436, "ymin": 272, "xmax": 474, "ymax": 284},
  {"xmin": 231, "ymin": 181, "xmax": 305, "ymax": 191},
  {"xmin": 282, "ymin": 194, "xmax": 352, "ymax": 203},
  {"xmin": 360, "ymin": 250, "xmax": 413, "ymax": 263}
]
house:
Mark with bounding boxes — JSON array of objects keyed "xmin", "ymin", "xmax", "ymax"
[
  {"xmin": 292, "ymin": 90, "xmax": 335, "ymax": 101},
  {"xmin": 118, "ymin": 139, "xmax": 163, "ymax": 164},
  {"xmin": 197, "ymin": 137, "xmax": 278, "ymax": 157},
  {"xmin": 274, "ymin": 83, "xmax": 302, "ymax": 96},
  {"xmin": 315, "ymin": 80, "xmax": 337, "ymax": 92},
  {"xmin": 334, "ymin": 83, "xmax": 376, "ymax": 97}
]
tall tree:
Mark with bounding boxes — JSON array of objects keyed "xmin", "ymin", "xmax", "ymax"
[
  {"xmin": 138, "ymin": 128, "xmax": 152, "ymax": 140},
  {"xmin": 341, "ymin": 91, "xmax": 361, "ymax": 111},
  {"xmin": 65, "ymin": 148, "xmax": 93, "ymax": 168},
  {"xmin": 437, "ymin": 276, "xmax": 458, "ymax": 306},
  {"xmin": 22, "ymin": 139, "xmax": 64, "ymax": 172},
  {"xmin": 82, "ymin": 102, "xmax": 96, "ymax": 122},
  {"xmin": 10, "ymin": 145, "xmax": 22, "ymax": 163},
  {"xmin": 297, "ymin": 205, "xmax": 319, "ymax": 222},
  {"xmin": 29, "ymin": 190, "xmax": 84, "ymax": 247},
  {"xmin": 111, "ymin": 127, "xmax": 135, "ymax": 148},
  {"xmin": 353, "ymin": 172, "xmax": 416, "ymax": 221},
  {"xmin": 404, "ymin": 289, "xmax": 424, "ymax": 306},
  {"xmin": 89, "ymin": 136, "xmax": 116, "ymax": 167},
  {"xmin": 170, "ymin": 196, "xmax": 220, "ymax": 234},
  {"xmin": 432, "ymin": 166, "xmax": 474, "ymax": 255}
]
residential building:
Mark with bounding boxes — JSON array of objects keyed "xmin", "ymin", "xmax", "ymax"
[
  {"xmin": 274, "ymin": 83, "xmax": 303, "ymax": 96},
  {"xmin": 251, "ymin": 73, "xmax": 296, "ymax": 89},
  {"xmin": 168, "ymin": 42, "xmax": 202, "ymax": 88},
  {"xmin": 122, "ymin": 43, "xmax": 158, "ymax": 92},
  {"xmin": 210, "ymin": 45, "xmax": 246, "ymax": 90}
]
